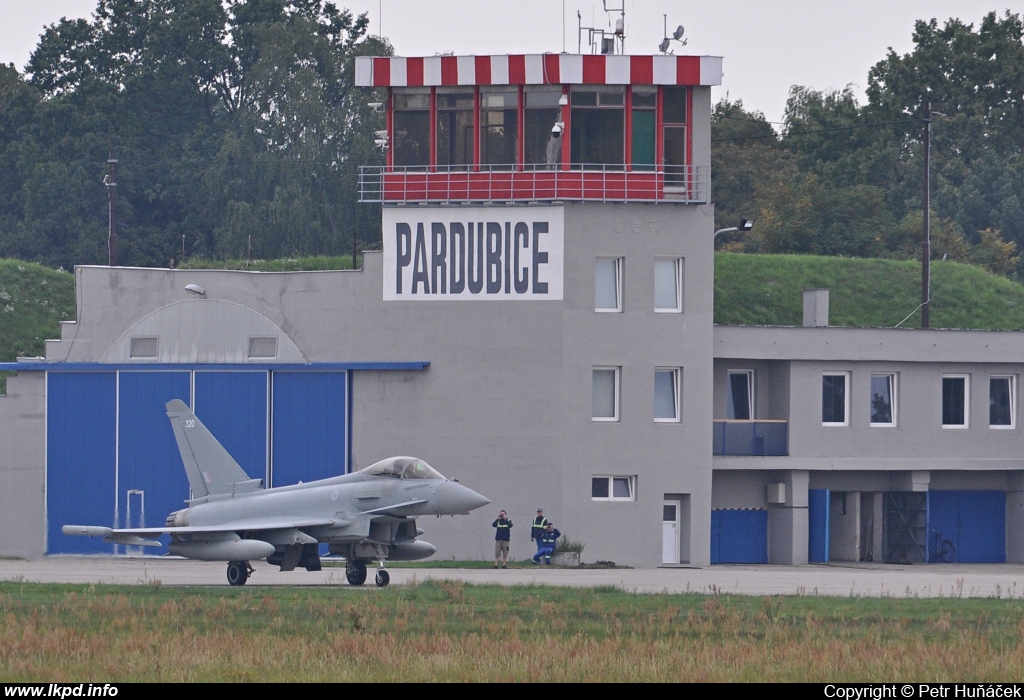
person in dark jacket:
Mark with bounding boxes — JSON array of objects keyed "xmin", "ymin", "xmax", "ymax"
[
  {"xmin": 492, "ymin": 510, "xmax": 513, "ymax": 568},
  {"xmin": 532, "ymin": 521, "xmax": 561, "ymax": 565},
  {"xmin": 530, "ymin": 509, "xmax": 548, "ymax": 546}
]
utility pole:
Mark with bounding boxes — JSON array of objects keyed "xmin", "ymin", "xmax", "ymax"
[
  {"xmin": 921, "ymin": 100, "xmax": 931, "ymax": 329},
  {"xmin": 104, "ymin": 144, "xmax": 118, "ymax": 267}
]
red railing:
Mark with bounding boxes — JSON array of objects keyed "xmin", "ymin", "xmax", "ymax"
[{"xmin": 359, "ymin": 164, "xmax": 709, "ymax": 204}]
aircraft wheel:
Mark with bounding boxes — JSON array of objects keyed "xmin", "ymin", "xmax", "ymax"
[
  {"xmin": 375, "ymin": 570, "xmax": 390, "ymax": 587},
  {"xmin": 346, "ymin": 559, "xmax": 368, "ymax": 586},
  {"xmin": 227, "ymin": 561, "xmax": 249, "ymax": 587}
]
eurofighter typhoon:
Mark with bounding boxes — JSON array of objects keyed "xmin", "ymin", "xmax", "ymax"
[{"xmin": 63, "ymin": 400, "xmax": 489, "ymax": 586}]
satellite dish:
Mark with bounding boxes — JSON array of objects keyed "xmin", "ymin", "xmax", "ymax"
[
  {"xmin": 659, "ymin": 37, "xmax": 671, "ymax": 53},
  {"xmin": 672, "ymin": 25, "xmax": 685, "ymax": 41}
]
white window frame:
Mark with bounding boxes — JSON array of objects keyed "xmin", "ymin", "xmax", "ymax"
[
  {"xmin": 654, "ymin": 367, "xmax": 680, "ymax": 423},
  {"xmin": 942, "ymin": 374, "xmax": 970, "ymax": 429},
  {"xmin": 989, "ymin": 375, "xmax": 1015, "ymax": 429},
  {"xmin": 726, "ymin": 369, "xmax": 754, "ymax": 421},
  {"xmin": 821, "ymin": 372, "xmax": 849, "ymax": 427},
  {"xmin": 869, "ymin": 373, "xmax": 897, "ymax": 427},
  {"xmin": 591, "ymin": 475, "xmax": 636, "ymax": 501},
  {"xmin": 654, "ymin": 257, "xmax": 683, "ymax": 313},
  {"xmin": 592, "ymin": 366, "xmax": 620, "ymax": 421},
  {"xmin": 595, "ymin": 257, "xmax": 623, "ymax": 312}
]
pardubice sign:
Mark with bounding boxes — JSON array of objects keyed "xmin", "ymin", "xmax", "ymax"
[{"xmin": 383, "ymin": 207, "xmax": 564, "ymax": 301}]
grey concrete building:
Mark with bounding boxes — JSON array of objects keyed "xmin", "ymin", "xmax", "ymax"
[{"xmin": 0, "ymin": 51, "xmax": 1020, "ymax": 568}]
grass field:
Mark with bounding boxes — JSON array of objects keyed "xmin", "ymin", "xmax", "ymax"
[{"xmin": 2, "ymin": 580, "xmax": 1024, "ymax": 682}]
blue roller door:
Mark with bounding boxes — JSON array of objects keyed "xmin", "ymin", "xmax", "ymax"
[
  {"xmin": 117, "ymin": 372, "xmax": 191, "ymax": 546},
  {"xmin": 808, "ymin": 489, "xmax": 830, "ymax": 562},
  {"xmin": 194, "ymin": 371, "xmax": 268, "ymax": 482},
  {"xmin": 711, "ymin": 509, "xmax": 768, "ymax": 564},
  {"xmin": 46, "ymin": 372, "xmax": 117, "ymax": 554},
  {"xmin": 271, "ymin": 371, "xmax": 348, "ymax": 486},
  {"xmin": 928, "ymin": 491, "xmax": 1005, "ymax": 563}
]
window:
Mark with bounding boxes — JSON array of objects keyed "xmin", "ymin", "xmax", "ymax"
[
  {"xmin": 592, "ymin": 367, "xmax": 619, "ymax": 421},
  {"xmin": 654, "ymin": 368, "xmax": 680, "ymax": 422},
  {"xmin": 654, "ymin": 258, "xmax": 682, "ymax": 312},
  {"xmin": 523, "ymin": 87, "xmax": 562, "ymax": 168},
  {"xmin": 990, "ymin": 376, "xmax": 1015, "ymax": 428},
  {"xmin": 727, "ymin": 370, "xmax": 753, "ymax": 420},
  {"xmin": 592, "ymin": 476, "xmax": 635, "ymax": 501},
  {"xmin": 248, "ymin": 337, "xmax": 278, "ymax": 359},
  {"xmin": 595, "ymin": 258, "xmax": 622, "ymax": 312},
  {"xmin": 662, "ymin": 87, "xmax": 688, "ymax": 186},
  {"xmin": 631, "ymin": 87, "xmax": 656, "ymax": 171},
  {"xmin": 392, "ymin": 88, "xmax": 430, "ymax": 167},
  {"xmin": 942, "ymin": 375, "xmax": 969, "ymax": 427},
  {"xmin": 870, "ymin": 374, "xmax": 896, "ymax": 426},
  {"xmin": 822, "ymin": 373, "xmax": 848, "ymax": 426},
  {"xmin": 570, "ymin": 86, "xmax": 625, "ymax": 167},
  {"xmin": 480, "ymin": 88, "xmax": 518, "ymax": 168},
  {"xmin": 436, "ymin": 88, "xmax": 474, "ymax": 169}
]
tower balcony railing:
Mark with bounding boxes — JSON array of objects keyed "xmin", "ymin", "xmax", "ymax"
[
  {"xmin": 713, "ymin": 420, "xmax": 789, "ymax": 457},
  {"xmin": 359, "ymin": 164, "xmax": 709, "ymax": 205}
]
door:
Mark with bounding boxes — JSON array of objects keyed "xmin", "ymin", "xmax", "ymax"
[{"xmin": 662, "ymin": 501, "xmax": 680, "ymax": 564}]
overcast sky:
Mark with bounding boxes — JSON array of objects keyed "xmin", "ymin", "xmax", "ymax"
[{"xmin": 1, "ymin": 1, "xmax": 1018, "ymax": 122}]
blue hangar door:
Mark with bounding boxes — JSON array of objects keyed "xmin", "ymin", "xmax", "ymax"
[
  {"xmin": 711, "ymin": 509, "xmax": 768, "ymax": 564},
  {"xmin": 927, "ymin": 491, "xmax": 1005, "ymax": 563},
  {"xmin": 46, "ymin": 368, "xmax": 348, "ymax": 553},
  {"xmin": 271, "ymin": 371, "xmax": 348, "ymax": 486},
  {"xmin": 46, "ymin": 372, "xmax": 117, "ymax": 554}
]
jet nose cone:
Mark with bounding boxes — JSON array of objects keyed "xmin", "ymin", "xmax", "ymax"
[{"xmin": 434, "ymin": 480, "xmax": 490, "ymax": 515}]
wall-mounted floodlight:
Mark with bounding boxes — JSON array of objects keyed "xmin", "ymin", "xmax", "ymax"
[
  {"xmin": 558, "ymin": 93, "xmax": 569, "ymax": 107},
  {"xmin": 714, "ymin": 219, "xmax": 755, "ymax": 238},
  {"xmin": 184, "ymin": 283, "xmax": 206, "ymax": 297}
]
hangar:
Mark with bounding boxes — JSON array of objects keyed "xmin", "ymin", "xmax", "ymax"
[{"xmin": 1, "ymin": 50, "xmax": 1022, "ymax": 567}]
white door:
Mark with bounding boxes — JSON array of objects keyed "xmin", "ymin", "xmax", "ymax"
[{"xmin": 662, "ymin": 501, "xmax": 680, "ymax": 564}]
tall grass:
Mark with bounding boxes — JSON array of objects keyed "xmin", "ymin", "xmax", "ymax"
[{"xmin": 2, "ymin": 581, "xmax": 1023, "ymax": 681}]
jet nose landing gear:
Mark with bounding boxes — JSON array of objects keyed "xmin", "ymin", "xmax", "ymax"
[
  {"xmin": 227, "ymin": 561, "xmax": 252, "ymax": 586},
  {"xmin": 375, "ymin": 569, "xmax": 390, "ymax": 587}
]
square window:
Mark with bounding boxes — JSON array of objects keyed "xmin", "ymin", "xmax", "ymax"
[
  {"xmin": 654, "ymin": 368, "xmax": 680, "ymax": 422},
  {"xmin": 727, "ymin": 370, "xmax": 753, "ymax": 420},
  {"xmin": 822, "ymin": 373, "xmax": 848, "ymax": 426},
  {"xmin": 942, "ymin": 375, "xmax": 968, "ymax": 427},
  {"xmin": 592, "ymin": 476, "xmax": 635, "ymax": 501},
  {"xmin": 990, "ymin": 376, "xmax": 1015, "ymax": 428},
  {"xmin": 592, "ymin": 367, "xmax": 619, "ymax": 421},
  {"xmin": 654, "ymin": 258, "xmax": 682, "ymax": 312},
  {"xmin": 870, "ymin": 374, "xmax": 896, "ymax": 426},
  {"xmin": 595, "ymin": 258, "xmax": 622, "ymax": 312},
  {"xmin": 129, "ymin": 337, "xmax": 158, "ymax": 359}
]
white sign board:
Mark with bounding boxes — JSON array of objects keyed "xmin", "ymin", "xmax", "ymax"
[{"xmin": 382, "ymin": 206, "xmax": 564, "ymax": 301}]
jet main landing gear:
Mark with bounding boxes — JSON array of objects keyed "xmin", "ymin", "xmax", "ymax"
[
  {"xmin": 226, "ymin": 561, "xmax": 252, "ymax": 586},
  {"xmin": 346, "ymin": 559, "xmax": 368, "ymax": 586}
]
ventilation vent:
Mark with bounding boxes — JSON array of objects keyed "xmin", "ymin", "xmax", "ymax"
[
  {"xmin": 130, "ymin": 337, "xmax": 158, "ymax": 359},
  {"xmin": 248, "ymin": 337, "xmax": 278, "ymax": 359}
]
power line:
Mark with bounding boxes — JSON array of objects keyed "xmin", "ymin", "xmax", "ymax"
[{"xmin": 712, "ymin": 117, "xmax": 923, "ymax": 143}]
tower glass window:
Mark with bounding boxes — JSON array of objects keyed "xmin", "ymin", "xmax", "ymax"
[
  {"xmin": 570, "ymin": 86, "xmax": 625, "ymax": 168},
  {"xmin": 435, "ymin": 88, "xmax": 475, "ymax": 169},
  {"xmin": 480, "ymin": 88, "xmax": 518, "ymax": 168},
  {"xmin": 392, "ymin": 88, "xmax": 430, "ymax": 168}
]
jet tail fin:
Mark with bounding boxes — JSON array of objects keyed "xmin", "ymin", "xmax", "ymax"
[{"xmin": 165, "ymin": 399, "xmax": 258, "ymax": 498}]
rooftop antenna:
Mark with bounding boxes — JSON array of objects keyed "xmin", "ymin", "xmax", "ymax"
[
  {"xmin": 659, "ymin": 15, "xmax": 686, "ymax": 54},
  {"xmin": 578, "ymin": 1, "xmax": 626, "ymax": 55}
]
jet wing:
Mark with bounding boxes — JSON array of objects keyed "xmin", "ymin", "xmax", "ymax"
[{"xmin": 63, "ymin": 517, "xmax": 341, "ymax": 545}]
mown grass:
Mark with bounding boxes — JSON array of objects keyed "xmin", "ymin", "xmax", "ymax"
[
  {"xmin": 715, "ymin": 252, "xmax": 1024, "ymax": 329},
  {"xmin": 178, "ymin": 254, "xmax": 361, "ymax": 271},
  {"xmin": 2, "ymin": 580, "xmax": 1024, "ymax": 681}
]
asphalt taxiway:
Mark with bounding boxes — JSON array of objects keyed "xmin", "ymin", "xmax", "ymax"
[{"xmin": 3, "ymin": 557, "xmax": 1024, "ymax": 598}]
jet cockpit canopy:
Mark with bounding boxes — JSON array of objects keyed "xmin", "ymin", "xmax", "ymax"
[{"xmin": 361, "ymin": 456, "xmax": 445, "ymax": 480}]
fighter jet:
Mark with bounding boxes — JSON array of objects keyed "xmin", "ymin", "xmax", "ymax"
[{"xmin": 63, "ymin": 399, "xmax": 489, "ymax": 587}]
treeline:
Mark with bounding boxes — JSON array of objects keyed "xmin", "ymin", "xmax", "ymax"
[
  {"xmin": 712, "ymin": 11, "xmax": 1024, "ymax": 276},
  {"xmin": 0, "ymin": 0, "xmax": 389, "ymax": 269}
]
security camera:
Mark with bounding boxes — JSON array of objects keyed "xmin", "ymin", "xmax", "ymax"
[
  {"xmin": 551, "ymin": 121, "xmax": 564, "ymax": 138},
  {"xmin": 367, "ymin": 102, "xmax": 383, "ymax": 110}
]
